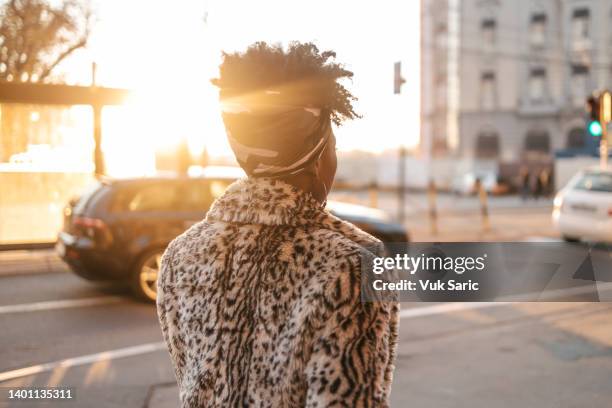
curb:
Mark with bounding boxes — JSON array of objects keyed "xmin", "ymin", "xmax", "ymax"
[
  {"xmin": 0, "ymin": 249, "xmax": 69, "ymax": 277},
  {"xmin": 0, "ymin": 242, "xmax": 55, "ymax": 252},
  {"xmin": 144, "ymin": 382, "xmax": 179, "ymax": 408}
]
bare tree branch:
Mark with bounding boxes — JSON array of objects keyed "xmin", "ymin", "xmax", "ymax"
[
  {"xmin": 38, "ymin": 35, "xmax": 86, "ymax": 81},
  {"xmin": 0, "ymin": 0, "xmax": 92, "ymax": 83}
]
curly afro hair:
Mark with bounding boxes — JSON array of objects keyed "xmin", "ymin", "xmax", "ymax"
[{"xmin": 211, "ymin": 41, "xmax": 360, "ymax": 126}]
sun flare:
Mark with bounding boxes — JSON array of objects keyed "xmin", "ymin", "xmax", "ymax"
[{"xmin": 99, "ymin": 84, "xmax": 231, "ymax": 177}]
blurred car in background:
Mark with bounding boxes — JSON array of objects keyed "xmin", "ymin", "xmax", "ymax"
[
  {"xmin": 552, "ymin": 167, "xmax": 612, "ymax": 243},
  {"xmin": 57, "ymin": 167, "xmax": 409, "ymax": 302},
  {"xmin": 326, "ymin": 200, "xmax": 408, "ymax": 244}
]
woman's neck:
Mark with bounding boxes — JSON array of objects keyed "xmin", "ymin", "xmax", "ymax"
[{"xmin": 279, "ymin": 173, "xmax": 327, "ymax": 204}]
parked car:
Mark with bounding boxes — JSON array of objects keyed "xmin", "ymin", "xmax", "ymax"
[
  {"xmin": 57, "ymin": 168, "xmax": 409, "ymax": 302},
  {"xmin": 552, "ymin": 167, "xmax": 612, "ymax": 243}
]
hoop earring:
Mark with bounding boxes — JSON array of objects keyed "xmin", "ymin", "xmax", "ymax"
[{"xmin": 319, "ymin": 179, "xmax": 328, "ymax": 208}]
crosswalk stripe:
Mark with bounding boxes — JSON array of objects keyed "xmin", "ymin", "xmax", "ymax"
[
  {"xmin": 0, "ymin": 342, "xmax": 166, "ymax": 383},
  {"xmin": 0, "ymin": 296, "xmax": 124, "ymax": 314}
]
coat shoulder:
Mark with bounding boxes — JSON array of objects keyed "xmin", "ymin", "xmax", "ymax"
[
  {"xmin": 303, "ymin": 227, "xmax": 379, "ymax": 301},
  {"xmin": 158, "ymin": 220, "xmax": 219, "ymax": 286},
  {"xmin": 309, "ymin": 226, "xmax": 378, "ymax": 258}
]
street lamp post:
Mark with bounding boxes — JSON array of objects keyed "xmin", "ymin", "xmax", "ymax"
[
  {"xmin": 600, "ymin": 91, "xmax": 611, "ymax": 169},
  {"xmin": 394, "ymin": 61, "xmax": 407, "ymax": 222},
  {"xmin": 398, "ymin": 145, "xmax": 406, "ymax": 222}
]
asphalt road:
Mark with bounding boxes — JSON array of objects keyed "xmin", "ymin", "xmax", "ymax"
[{"xmin": 1, "ymin": 245, "xmax": 612, "ymax": 408}]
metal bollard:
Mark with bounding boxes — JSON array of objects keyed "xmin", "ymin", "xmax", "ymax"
[
  {"xmin": 477, "ymin": 180, "xmax": 490, "ymax": 231},
  {"xmin": 427, "ymin": 179, "xmax": 438, "ymax": 235},
  {"xmin": 369, "ymin": 181, "xmax": 378, "ymax": 209}
]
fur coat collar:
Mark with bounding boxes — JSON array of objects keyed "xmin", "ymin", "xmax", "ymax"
[{"xmin": 206, "ymin": 177, "xmax": 385, "ymax": 255}]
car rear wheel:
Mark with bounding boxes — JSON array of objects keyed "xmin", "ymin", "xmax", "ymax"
[{"xmin": 131, "ymin": 249, "xmax": 163, "ymax": 302}]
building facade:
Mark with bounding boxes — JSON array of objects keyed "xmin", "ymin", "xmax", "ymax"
[
  {"xmin": 422, "ymin": 0, "xmax": 612, "ymax": 165},
  {"xmin": 421, "ymin": 0, "xmax": 461, "ymax": 157}
]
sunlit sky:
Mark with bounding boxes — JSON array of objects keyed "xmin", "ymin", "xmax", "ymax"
[{"xmin": 67, "ymin": 0, "xmax": 420, "ymax": 159}]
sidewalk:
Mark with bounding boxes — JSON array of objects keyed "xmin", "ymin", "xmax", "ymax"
[
  {"xmin": 330, "ymin": 190, "xmax": 554, "ymax": 218},
  {"xmin": 146, "ymin": 383, "xmax": 179, "ymax": 408},
  {"xmin": 405, "ymin": 207, "xmax": 557, "ymax": 242},
  {"xmin": 0, "ymin": 248, "xmax": 68, "ymax": 276}
]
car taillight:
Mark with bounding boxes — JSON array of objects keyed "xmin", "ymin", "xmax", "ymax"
[
  {"xmin": 73, "ymin": 216, "xmax": 105, "ymax": 229},
  {"xmin": 608, "ymin": 208, "xmax": 612, "ymax": 217},
  {"xmin": 72, "ymin": 216, "xmax": 112, "ymax": 247}
]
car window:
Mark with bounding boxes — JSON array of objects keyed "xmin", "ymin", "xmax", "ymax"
[
  {"xmin": 127, "ymin": 184, "xmax": 179, "ymax": 212},
  {"xmin": 573, "ymin": 172, "xmax": 612, "ymax": 193},
  {"xmin": 111, "ymin": 181, "xmax": 214, "ymax": 213}
]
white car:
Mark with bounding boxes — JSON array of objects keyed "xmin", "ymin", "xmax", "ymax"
[{"xmin": 552, "ymin": 168, "xmax": 612, "ymax": 243}]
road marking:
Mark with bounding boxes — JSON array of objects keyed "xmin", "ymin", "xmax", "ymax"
[
  {"xmin": 400, "ymin": 302, "xmax": 509, "ymax": 319},
  {"xmin": 2, "ymin": 283, "xmax": 610, "ymax": 383},
  {"xmin": 399, "ymin": 282, "xmax": 612, "ymax": 319},
  {"xmin": 0, "ymin": 296, "xmax": 124, "ymax": 315},
  {"xmin": 0, "ymin": 342, "xmax": 166, "ymax": 383}
]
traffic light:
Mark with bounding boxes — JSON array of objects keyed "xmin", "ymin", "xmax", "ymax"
[
  {"xmin": 587, "ymin": 95, "xmax": 600, "ymax": 121},
  {"xmin": 588, "ymin": 120, "xmax": 603, "ymax": 137},
  {"xmin": 587, "ymin": 95, "xmax": 602, "ymax": 137},
  {"xmin": 586, "ymin": 90, "xmax": 612, "ymax": 169}
]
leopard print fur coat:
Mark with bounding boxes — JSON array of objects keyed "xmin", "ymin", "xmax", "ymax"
[{"xmin": 157, "ymin": 177, "xmax": 399, "ymax": 407}]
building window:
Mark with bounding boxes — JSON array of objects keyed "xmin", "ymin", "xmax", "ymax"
[
  {"xmin": 481, "ymin": 71, "xmax": 496, "ymax": 110},
  {"xmin": 481, "ymin": 18, "xmax": 496, "ymax": 45},
  {"xmin": 572, "ymin": 8, "xmax": 590, "ymax": 49},
  {"xmin": 566, "ymin": 128, "xmax": 586, "ymax": 149},
  {"xmin": 475, "ymin": 132, "xmax": 500, "ymax": 158},
  {"xmin": 525, "ymin": 131, "xmax": 550, "ymax": 153},
  {"xmin": 435, "ymin": 21, "xmax": 447, "ymax": 34},
  {"xmin": 529, "ymin": 68, "xmax": 546, "ymax": 101},
  {"xmin": 571, "ymin": 64, "xmax": 589, "ymax": 106},
  {"xmin": 435, "ymin": 76, "xmax": 446, "ymax": 110},
  {"xmin": 530, "ymin": 13, "xmax": 547, "ymax": 46}
]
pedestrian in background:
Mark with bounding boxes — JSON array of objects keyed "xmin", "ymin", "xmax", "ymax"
[
  {"xmin": 156, "ymin": 42, "xmax": 398, "ymax": 407},
  {"xmin": 540, "ymin": 168, "xmax": 551, "ymax": 198},
  {"xmin": 534, "ymin": 170, "xmax": 544, "ymax": 200},
  {"xmin": 519, "ymin": 166, "xmax": 530, "ymax": 201}
]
